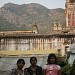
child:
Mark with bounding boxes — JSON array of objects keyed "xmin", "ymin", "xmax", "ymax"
[
  {"xmin": 9, "ymin": 59, "xmax": 30, "ymax": 75},
  {"xmin": 42, "ymin": 53, "xmax": 61, "ymax": 75}
]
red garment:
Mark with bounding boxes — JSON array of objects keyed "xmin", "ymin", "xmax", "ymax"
[{"xmin": 46, "ymin": 64, "xmax": 58, "ymax": 75}]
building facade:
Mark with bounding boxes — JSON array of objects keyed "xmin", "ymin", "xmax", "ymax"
[
  {"xmin": 65, "ymin": 0, "xmax": 75, "ymax": 27},
  {"xmin": 0, "ymin": 0, "xmax": 75, "ymax": 56}
]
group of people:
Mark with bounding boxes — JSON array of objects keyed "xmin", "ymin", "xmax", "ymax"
[{"xmin": 9, "ymin": 53, "xmax": 61, "ymax": 75}]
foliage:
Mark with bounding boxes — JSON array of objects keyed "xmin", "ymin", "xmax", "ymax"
[
  {"xmin": 70, "ymin": 59, "xmax": 75, "ymax": 75},
  {"xmin": 61, "ymin": 64, "xmax": 72, "ymax": 75},
  {"xmin": 61, "ymin": 60, "xmax": 75, "ymax": 75},
  {"xmin": 57, "ymin": 56, "xmax": 67, "ymax": 67}
]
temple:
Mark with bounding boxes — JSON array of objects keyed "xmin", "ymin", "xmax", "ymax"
[{"xmin": 0, "ymin": 0, "xmax": 75, "ymax": 56}]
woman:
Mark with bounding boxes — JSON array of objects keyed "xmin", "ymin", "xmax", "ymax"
[
  {"xmin": 9, "ymin": 59, "xmax": 30, "ymax": 75},
  {"xmin": 25, "ymin": 56, "xmax": 42, "ymax": 75},
  {"xmin": 42, "ymin": 53, "xmax": 61, "ymax": 75}
]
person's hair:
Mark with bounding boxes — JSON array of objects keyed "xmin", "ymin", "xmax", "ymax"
[
  {"xmin": 17, "ymin": 59, "xmax": 25, "ymax": 64},
  {"xmin": 47, "ymin": 53, "xmax": 57, "ymax": 64},
  {"xmin": 30, "ymin": 56, "xmax": 37, "ymax": 63}
]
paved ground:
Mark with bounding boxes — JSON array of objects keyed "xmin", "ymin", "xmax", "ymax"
[{"xmin": 0, "ymin": 55, "xmax": 48, "ymax": 75}]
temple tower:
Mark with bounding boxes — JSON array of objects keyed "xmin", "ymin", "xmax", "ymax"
[
  {"xmin": 32, "ymin": 23, "xmax": 38, "ymax": 34},
  {"xmin": 65, "ymin": 0, "xmax": 75, "ymax": 27}
]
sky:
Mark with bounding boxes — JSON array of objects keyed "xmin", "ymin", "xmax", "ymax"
[{"xmin": 0, "ymin": 0, "xmax": 66, "ymax": 9}]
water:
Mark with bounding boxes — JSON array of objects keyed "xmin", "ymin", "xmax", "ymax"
[{"xmin": 0, "ymin": 55, "xmax": 47, "ymax": 75}]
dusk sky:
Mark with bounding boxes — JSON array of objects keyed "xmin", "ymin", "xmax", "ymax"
[{"xmin": 0, "ymin": 0, "xmax": 66, "ymax": 9}]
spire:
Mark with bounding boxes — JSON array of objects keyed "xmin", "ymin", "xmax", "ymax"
[
  {"xmin": 53, "ymin": 22, "xmax": 57, "ymax": 31},
  {"xmin": 58, "ymin": 22, "xmax": 62, "ymax": 30},
  {"xmin": 32, "ymin": 22, "xmax": 38, "ymax": 34}
]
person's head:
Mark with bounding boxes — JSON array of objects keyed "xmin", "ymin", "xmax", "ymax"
[
  {"xmin": 30, "ymin": 56, "xmax": 37, "ymax": 66},
  {"xmin": 47, "ymin": 53, "xmax": 57, "ymax": 64},
  {"xmin": 17, "ymin": 59, "xmax": 25, "ymax": 69}
]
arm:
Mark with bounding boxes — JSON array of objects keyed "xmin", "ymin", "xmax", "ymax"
[
  {"xmin": 39, "ymin": 67, "xmax": 43, "ymax": 75},
  {"xmin": 58, "ymin": 69, "xmax": 62, "ymax": 75},
  {"xmin": 42, "ymin": 69, "xmax": 46, "ymax": 75}
]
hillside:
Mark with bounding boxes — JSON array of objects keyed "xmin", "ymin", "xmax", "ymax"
[{"xmin": 0, "ymin": 3, "xmax": 66, "ymax": 34}]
